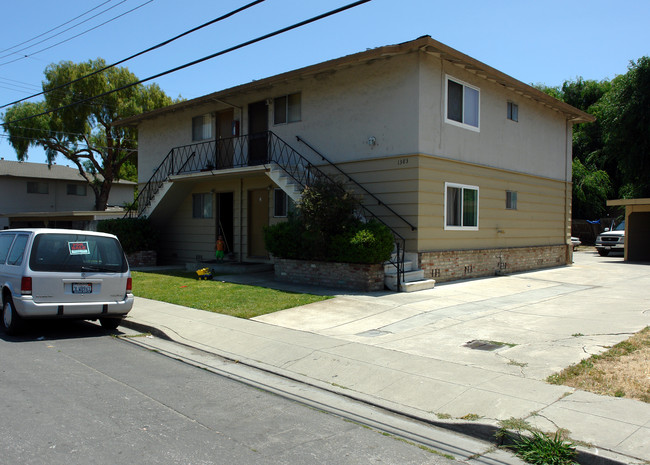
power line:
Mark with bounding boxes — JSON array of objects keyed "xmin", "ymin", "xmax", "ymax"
[
  {"xmin": 2, "ymin": 0, "xmax": 372, "ymax": 128},
  {"xmin": 0, "ymin": 0, "xmax": 154, "ymax": 67},
  {"xmin": 0, "ymin": 0, "xmax": 266, "ymax": 109},
  {"xmin": 0, "ymin": 0, "xmax": 115, "ymax": 55},
  {"xmin": 1, "ymin": 124, "xmax": 139, "ymax": 144},
  {"xmin": 0, "ymin": 133, "xmax": 138, "ymax": 154}
]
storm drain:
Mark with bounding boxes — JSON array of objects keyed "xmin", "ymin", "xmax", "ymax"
[{"xmin": 464, "ymin": 340, "xmax": 508, "ymax": 351}]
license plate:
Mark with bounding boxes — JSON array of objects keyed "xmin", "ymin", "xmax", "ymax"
[{"xmin": 72, "ymin": 283, "xmax": 92, "ymax": 294}]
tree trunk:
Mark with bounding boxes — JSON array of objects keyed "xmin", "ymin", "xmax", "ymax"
[{"xmin": 95, "ymin": 180, "xmax": 112, "ymax": 211}]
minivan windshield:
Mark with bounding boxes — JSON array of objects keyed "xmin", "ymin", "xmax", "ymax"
[
  {"xmin": 615, "ymin": 221, "xmax": 625, "ymax": 231},
  {"xmin": 29, "ymin": 233, "xmax": 128, "ymax": 273}
]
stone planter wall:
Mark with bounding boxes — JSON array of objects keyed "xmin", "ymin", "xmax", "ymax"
[
  {"xmin": 274, "ymin": 258, "xmax": 385, "ymax": 291},
  {"xmin": 126, "ymin": 250, "xmax": 157, "ymax": 268}
]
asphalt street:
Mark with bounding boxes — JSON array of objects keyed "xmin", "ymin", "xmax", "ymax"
[{"xmin": 0, "ymin": 320, "xmax": 461, "ymax": 465}]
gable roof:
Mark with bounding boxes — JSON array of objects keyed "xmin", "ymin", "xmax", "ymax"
[
  {"xmin": 116, "ymin": 35, "xmax": 595, "ymax": 127},
  {"xmin": 0, "ymin": 159, "xmax": 135, "ymax": 184}
]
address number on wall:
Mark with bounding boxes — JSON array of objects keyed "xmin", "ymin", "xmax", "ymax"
[{"xmin": 397, "ymin": 158, "xmax": 409, "ymax": 166}]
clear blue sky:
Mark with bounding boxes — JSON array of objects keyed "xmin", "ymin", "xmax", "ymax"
[{"xmin": 1, "ymin": 0, "xmax": 648, "ymax": 166}]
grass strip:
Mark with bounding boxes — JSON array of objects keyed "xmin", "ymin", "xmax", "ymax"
[
  {"xmin": 547, "ymin": 326, "xmax": 650, "ymax": 402},
  {"xmin": 132, "ymin": 270, "xmax": 331, "ymax": 319}
]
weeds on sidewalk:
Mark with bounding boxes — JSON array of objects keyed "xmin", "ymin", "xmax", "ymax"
[
  {"xmin": 506, "ymin": 431, "xmax": 577, "ymax": 465},
  {"xmin": 547, "ymin": 326, "xmax": 650, "ymax": 403}
]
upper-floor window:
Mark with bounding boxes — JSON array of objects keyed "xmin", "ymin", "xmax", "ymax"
[
  {"xmin": 445, "ymin": 182, "xmax": 479, "ymax": 230},
  {"xmin": 274, "ymin": 93, "xmax": 301, "ymax": 125},
  {"xmin": 507, "ymin": 102, "xmax": 519, "ymax": 122},
  {"xmin": 27, "ymin": 181, "xmax": 48, "ymax": 194},
  {"xmin": 67, "ymin": 184, "xmax": 87, "ymax": 196},
  {"xmin": 192, "ymin": 193, "xmax": 213, "ymax": 219},
  {"xmin": 506, "ymin": 190, "xmax": 518, "ymax": 210},
  {"xmin": 192, "ymin": 113, "xmax": 213, "ymax": 141},
  {"xmin": 445, "ymin": 76, "xmax": 480, "ymax": 131}
]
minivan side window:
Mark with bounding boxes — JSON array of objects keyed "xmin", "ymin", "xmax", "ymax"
[
  {"xmin": 7, "ymin": 235, "xmax": 29, "ymax": 266},
  {"xmin": 0, "ymin": 234, "xmax": 16, "ymax": 264}
]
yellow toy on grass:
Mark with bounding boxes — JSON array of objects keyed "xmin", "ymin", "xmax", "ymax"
[{"xmin": 196, "ymin": 267, "xmax": 213, "ymax": 280}]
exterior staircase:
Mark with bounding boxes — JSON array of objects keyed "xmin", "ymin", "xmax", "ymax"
[
  {"xmin": 384, "ymin": 252, "xmax": 436, "ymax": 292},
  {"xmin": 126, "ymin": 131, "xmax": 435, "ymax": 292},
  {"xmin": 266, "ymin": 164, "xmax": 303, "ymax": 202}
]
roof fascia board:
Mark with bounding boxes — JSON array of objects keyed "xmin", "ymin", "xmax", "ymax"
[{"xmin": 115, "ymin": 35, "xmax": 593, "ymax": 126}]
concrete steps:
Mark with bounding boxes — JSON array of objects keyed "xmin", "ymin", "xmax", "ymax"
[
  {"xmin": 266, "ymin": 164, "xmax": 303, "ymax": 202},
  {"xmin": 384, "ymin": 252, "xmax": 436, "ymax": 292}
]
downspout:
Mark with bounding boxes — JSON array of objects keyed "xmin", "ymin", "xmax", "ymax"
[
  {"xmin": 564, "ymin": 118, "xmax": 573, "ymax": 265},
  {"xmin": 239, "ymin": 178, "xmax": 243, "ymax": 263}
]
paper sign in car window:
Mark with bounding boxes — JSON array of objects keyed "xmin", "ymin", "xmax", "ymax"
[{"xmin": 68, "ymin": 241, "xmax": 90, "ymax": 255}]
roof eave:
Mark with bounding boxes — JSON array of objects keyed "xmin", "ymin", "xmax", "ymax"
[{"xmin": 114, "ymin": 35, "xmax": 594, "ymax": 126}]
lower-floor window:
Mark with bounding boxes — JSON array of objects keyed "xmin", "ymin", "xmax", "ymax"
[
  {"xmin": 445, "ymin": 182, "xmax": 479, "ymax": 230},
  {"xmin": 192, "ymin": 193, "xmax": 213, "ymax": 219},
  {"xmin": 274, "ymin": 189, "xmax": 287, "ymax": 217}
]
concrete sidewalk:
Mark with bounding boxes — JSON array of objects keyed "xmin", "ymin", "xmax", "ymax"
[{"xmin": 125, "ymin": 251, "xmax": 650, "ymax": 464}]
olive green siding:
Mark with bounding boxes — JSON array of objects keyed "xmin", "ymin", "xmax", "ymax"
[{"xmin": 328, "ymin": 153, "xmax": 570, "ymax": 254}]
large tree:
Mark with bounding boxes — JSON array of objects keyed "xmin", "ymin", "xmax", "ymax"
[
  {"xmin": 595, "ymin": 56, "xmax": 650, "ymax": 198},
  {"xmin": 536, "ymin": 79, "xmax": 613, "ymax": 218},
  {"xmin": 1, "ymin": 59, "xmax": 177, "ymax": 210}
]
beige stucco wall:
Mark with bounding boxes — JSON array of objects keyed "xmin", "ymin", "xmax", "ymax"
[
  {"xmin": 136, "ymin": 47, "xmax": 574, "ymax": 262},
  {"xmin": 418, "ymin": 55, "xmax": 571, "ymax": 182},
  {"xmin": 136, "ymin": 53, "xmax": 422, "ymax": 185}
]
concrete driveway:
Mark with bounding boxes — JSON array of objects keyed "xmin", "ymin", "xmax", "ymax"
[{"xmin": 254, "ymin": 250, "xmax": 649, "ymax": 382}]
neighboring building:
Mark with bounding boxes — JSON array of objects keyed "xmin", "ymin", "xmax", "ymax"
[
  {"xmin": 116, "ymin": 36, "xmax": 593, "ymax": 283},
  {"xmin": 0, "ymin": 159, "xmax": 135, "ymax": 229},
  {"xmin": 606, "ymin": 198, "xmax": 650, "ymax": 262}
]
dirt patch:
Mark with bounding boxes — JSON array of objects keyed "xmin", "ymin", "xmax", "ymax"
[{"xmin": 547, "ymin": 327, "xmax": 650, "ymax": 403}]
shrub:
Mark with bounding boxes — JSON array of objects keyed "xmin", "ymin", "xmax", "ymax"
[
  {"xmin": 264, "ymin": 218, "xmax": 305, "ymax": 260},
  {"xmin": 97, "ymin": 217, "xmax": 158, "ymax": 254},
  {"xmin": 330, "ymin": 221, "xmax": 394, "ymax": 264},
  {"xmin": 299, "ymin": 178, "xmax": 358, "ymax": 240},
  {"xmin": 264, "ymin": 179, "xmax": 396, "ymax": 265}
]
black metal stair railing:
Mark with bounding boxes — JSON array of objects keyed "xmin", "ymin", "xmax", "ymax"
[
  {"xmin": 124, "ymin": 131, "xmax": 410, "ymax": 290},
  {"xmin": 269, "ymin": 133, "xmax": 410, "ymax": 290},
  {"xmin": 124, "ymin": 134, "xmax": 254, "ymax": 218}
]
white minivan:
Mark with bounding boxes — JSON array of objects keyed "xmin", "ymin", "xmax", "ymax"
[{"xmin": 0, "ymin": 229, "xmax": 134, "ymax": 334}]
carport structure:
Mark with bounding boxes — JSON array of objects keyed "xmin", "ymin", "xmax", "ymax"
[{"xmin": 607, "ymin": 198, "xmax": 650, "ymax": 261}]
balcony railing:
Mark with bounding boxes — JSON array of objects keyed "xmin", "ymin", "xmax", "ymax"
[{"xmin": 124, "ymin": 131, "xmax": 408, "ymax": 289}]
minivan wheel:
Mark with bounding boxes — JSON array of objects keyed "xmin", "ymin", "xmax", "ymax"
[
  {"xmin": 2, "ymin": 299, "xmax": 21, "ymax": 335},
  {"xmin": 99, "ymin": 317, "xmax": 122, "ymax": 330}
]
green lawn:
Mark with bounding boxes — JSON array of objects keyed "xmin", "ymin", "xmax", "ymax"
[{"xmin": 131, "ymin": 270, "xmax": 331, "ymax": 319}]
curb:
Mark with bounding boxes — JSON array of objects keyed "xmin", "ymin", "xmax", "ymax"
[{"xmin": 119, "ymin": 318, "xmax": 639, "ymax": 465}]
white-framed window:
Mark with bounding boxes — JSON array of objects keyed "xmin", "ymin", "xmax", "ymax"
[
  {"xmin": 506, "ymin": 190, "xmax": 518, "ymax": 210},
  {"xmin": 27, "ymin": 181, "xmax": 48, "ymax": 194},
  {"xmin": 507, "ymin": 101, "xmax": 519, "ymax": 122},
  {"xmin": 192, "ymin": 113, "xmax": 213, "ymax": 141},
  {"xmin": 192, "ymin": 193, "xmax": 213, "ymax": 219},
  {"xmin": 67, "ymin": 183, "xmax": 87, "ymax": 196},
  {"xmin": 445, "ymin": 76, "xmax": 480, "ymax": 131},
  {"xmin": 274, "ymin": 93, "xmax": 301, "ymax": 125},
  {"xmin": 444, "ymin": 182, "xmax": 479, "ymax": 230}
]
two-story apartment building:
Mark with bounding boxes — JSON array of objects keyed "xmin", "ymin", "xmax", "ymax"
[
  {"xmin": 117, "ymin": 36, "xmax": 593, "ymax": 283},
  {"xmin": 0, "ymin": 159, "xmax": 135, "ymax": 229}
]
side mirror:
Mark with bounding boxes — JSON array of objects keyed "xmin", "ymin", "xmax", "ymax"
[{"xmin": 603, "ymin": 228, "xmax": 610, "ymax": 232}]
